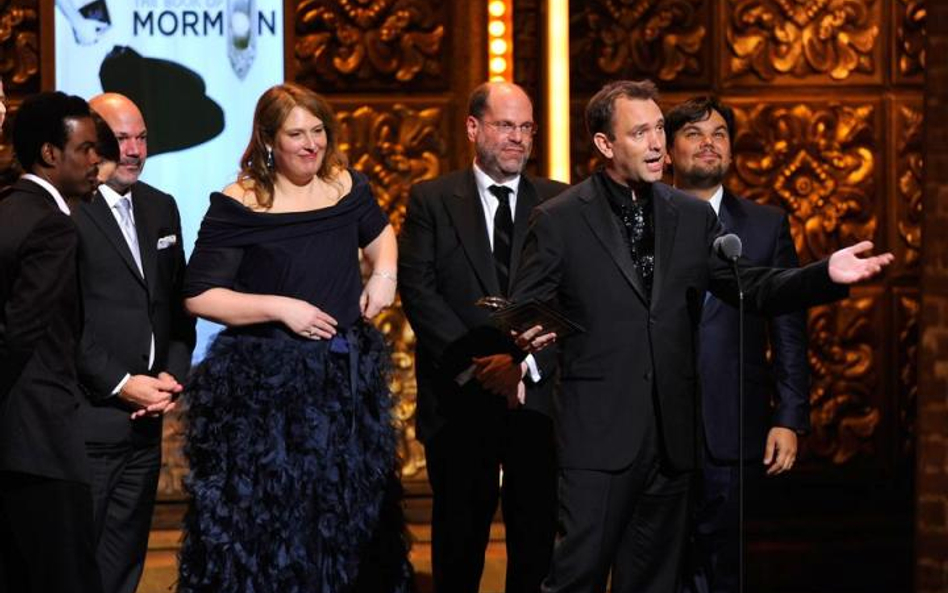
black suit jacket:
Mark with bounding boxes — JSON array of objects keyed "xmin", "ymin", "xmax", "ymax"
[
  {"xmin": 399, "ymin": 168, "xmax": 568, "ymax": 443},
  {"xmin": 0, "ymin": 178, "xmax": 90, "ymax": 483},
  {"xmin": 511, "ymin": 176, "xmax": 844, "ymax": 472},
  {"xmin": 699, "ymin": 190, "xmax": 809, "ymax": 462},
  {"xmin": 72, "ymin": 181, "xmax": 195, "ymax": 444}
]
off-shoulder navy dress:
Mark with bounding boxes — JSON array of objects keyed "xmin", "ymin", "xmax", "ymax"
[{"xmin": 177, "ymin": 170, "xmax": 413, "ymax": 593}]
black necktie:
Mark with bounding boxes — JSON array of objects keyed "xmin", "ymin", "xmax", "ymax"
[{"xmin": 489, "ymin": 185, "xmax": 514, "ymax": 296}]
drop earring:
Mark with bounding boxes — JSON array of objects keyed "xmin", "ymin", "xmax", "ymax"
[{"xmin": 266, "ymin": 146, "xmax": 274, "ymax": 171}]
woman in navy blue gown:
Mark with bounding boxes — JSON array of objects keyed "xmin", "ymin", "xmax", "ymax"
[{"xmin": 177, "ymin": 83, "xmax": 413, "ymax": 593}]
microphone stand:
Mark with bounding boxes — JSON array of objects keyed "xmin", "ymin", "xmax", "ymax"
[{"xmin": 730, "ymin": 254, "xmax": 745, "ymax": 593}]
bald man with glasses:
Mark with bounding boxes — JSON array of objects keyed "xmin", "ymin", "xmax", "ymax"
[{"xmin": 399, "ymin": 81, "xmax": 568, "ymax": 593}]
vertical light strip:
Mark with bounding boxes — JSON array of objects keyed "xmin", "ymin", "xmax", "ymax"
[
  {"xmin": 546, "ymin": 0, "xmax": 570, "ymax": 182},
  {"xmin": 488, "ymin": 0, "xmax": 514, "ymax": 81}
]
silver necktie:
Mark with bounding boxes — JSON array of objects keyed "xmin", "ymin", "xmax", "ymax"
[{"xmin": 115, "ymin": 196, "xmax": 143, "ymax": 274}]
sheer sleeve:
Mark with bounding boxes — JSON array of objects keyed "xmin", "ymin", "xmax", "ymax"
[
  {"xmin": 183, "ymin": 244, "xmax": 243, "ymax": 298},
  {"xmin": 356, "ymin": 179, "xmax": 390, "ymax": 248}
]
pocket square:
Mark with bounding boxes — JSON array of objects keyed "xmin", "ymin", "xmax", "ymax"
[{"xmin": 157, "ymin": 234, "xmax": 178, "ymax": 250}]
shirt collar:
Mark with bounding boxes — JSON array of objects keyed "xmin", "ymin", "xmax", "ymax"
[
  {"xmin": 21, "ymin": 173, "xmax": 71, "ymax": 215},
  {"xmin": 708, "ymin": 185, "xmax": 724, "ymax": 215},
  {"xmin": 473, "ymin": 162, "xmax": 520, "ymax": 198},
  {"xmin": 98, "ymin": 183, "xmax": 132, "ymax": 208}
]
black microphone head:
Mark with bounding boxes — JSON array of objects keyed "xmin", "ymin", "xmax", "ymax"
[{"xmin": 714, "ymin": 233, "xmax": 743, "ymax": 261}]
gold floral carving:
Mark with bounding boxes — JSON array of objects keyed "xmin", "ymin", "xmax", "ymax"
[
  {"xmin": 0, "ymin": 3, "xmax": 38, "ymax": 90},
  {"xmin": 374, "ymin": 300, "xmax": 425, "ymax": 478},
  {"xmin": 294, "ymin": 0, "xmax": 445, "ymax": 89},
  {"xmin": 805, "ymin": 297, "xmax": 881, "ymax": 465},
  {"xmin": 337, "ymin": 103, "xmax": 446, "ymax": 233},
  {"xmin": 725, "ymin": 0, "xmax": 880, "ymax": 83},
  {"xmin": 570, "ymin": 0, "xmax": 707, "ymax": 89},
  {"xmin": 896, "ymin": 0, "xmax": 926, "ymax": 81},
  {"xmin": 339, "ymin": 103, "xmax": 446, "ymax": 478},
  {"xmin": 729, "ymin": 101, "xmax": 878, "ymax": 263},
  {"xmin": 896, "ymin": 292, "xmax": 918, "ymax": 458},
  {"xmin": 895, "ymin": 101, "xmax": 923, "ymax": 271},
  {"xmin": 158, "ymin": 410, "xmax": 186, "ymax": 498}
]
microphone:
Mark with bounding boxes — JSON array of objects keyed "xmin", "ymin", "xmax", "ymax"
[
  {"xmin": 712, "ymin": 230, "xmax": 747, "ymax": 593},
  {"xmin": 714, "ymin": 233, "xmax": 743, "ymax": 262}
]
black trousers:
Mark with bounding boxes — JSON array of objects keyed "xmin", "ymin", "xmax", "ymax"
[
  {"xmin": 0, "ymin": 471, "xmax": 103, "ymax": 593},
  {"xmin": 682, "ymin": 451, "xmax": 764, "ymax": 593},
  {"xmin": 541, "ymin": 421, "xmax": 692, "ymax": 593},
  {"xmin": 426, "ymin": 405, "xmax": 557, "ymax": 593},
  {"xmin": 86, "ymin": 440, "xmax": 161, "ymax": 593}
]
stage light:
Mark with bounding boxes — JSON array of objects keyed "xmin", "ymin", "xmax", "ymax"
[{"xmin": 486, "ymin": 0, "xmax": 513, "ymax": 81}]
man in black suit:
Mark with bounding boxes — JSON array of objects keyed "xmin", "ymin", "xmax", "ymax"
[
  {"xmin": 665, "ymin": 96, "xmax": 809, "ymax": 593},
  {"xmin": 510, "ymin": 80, "xmax": 892, "ymax": 593},
  {"xmin": 73, "ymin": 93, "xmax": 195, "ymax": 593},
  {"xmin": 0, "ymin": 91, "xmax": 103, "ymax": 593},
  {"xmin": 399, "ymin": 82, "xmax": 568, "ymax": 593}
]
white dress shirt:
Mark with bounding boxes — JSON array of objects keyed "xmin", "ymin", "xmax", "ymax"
[
  {"xmin": 22, "ymin": 173, "xmax": 71, "ymax": 215},
  {"xmin": 471, "ymin": 162, "xmax": 541, "ymax": 387}
]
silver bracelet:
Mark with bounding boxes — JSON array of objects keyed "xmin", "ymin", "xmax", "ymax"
[{"xmin": 372, "ymin": 271, "xmax": 397, "ymax": 283}]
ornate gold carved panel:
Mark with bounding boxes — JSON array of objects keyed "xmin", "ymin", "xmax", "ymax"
[
  {"xmin": 337, "ymin": 101, "xmax": 447, "ymax": 478},
  {"xmin": 894, "ymin": 289, "xmax": 918, "ymax": 459},
  {"xmin": 723, "ymin": 0, "xmax": 882, "ymax": 86},
  {"xmin": 727, "ymin": 99, "xmax": 881, "ymax": 264},
  {"xmin": 0, "ymin": 101, "xmax": 19, "ymax": 187},
  {"xmin": 570, "ymin": 0, "xmax": 710, "ymax": 92},
  {"xmin": 293, "ymin": 0, "xmax": 447, "ymax": 91},
  {"xmin": 336, "ymin": 101, "xmax": 448, "ymax": 233},
  {"xmin": 0, "ymin": 1, "xmax": 39, "ymax": 93},
  {"xmin": 890, "ymin": 96, "xmax": 923, "ymax": 276},
  {"xmin": 893, "ymin": 0, "xmax": 925, "ymax": 84},
  {"xmin": 804, "ymin": 294, "xmax": 884, "ymax": 465}
]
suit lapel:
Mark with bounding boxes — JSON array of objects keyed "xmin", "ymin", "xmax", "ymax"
[
  {"xmin": 704, "ymin": 189, "xmax": 741, "ymax": 312},
  {"xmin": 581, "ymin": 178, "xmax": 647, "ymax": 305},
  {"xmin": 85, "ymin": 191, "xmax": 146, "ymax": 287},
  {"xmin": 508, "ymin": 176, "xmax": 537, "ymax": 290},
  {"xmin": 443, "ymin": 170, "xmax": 502, "ymax": 297},
  {"xmin": 650, "ymin": 183, "xmax": 679, "ymax": 307},
  {"xmin": 718, "ymin": 190, "xmax": 740, "ymax": 234},
  {"xmin": 131, "ymin": 185, "xmax": 157, "ymax": 300}
]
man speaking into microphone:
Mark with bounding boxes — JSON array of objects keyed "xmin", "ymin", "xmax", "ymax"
[{"xmin": 509, "ymin": 80, "xmax": 893, "ymax": 593}]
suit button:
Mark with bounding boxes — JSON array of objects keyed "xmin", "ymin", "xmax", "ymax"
[
  {"xmin": 141, "ymin": 354, "xmax": 148, "ymax": 361},
  {"xmin": 644, "ymin": 371, "xmax": 652, "ymax": 381}
]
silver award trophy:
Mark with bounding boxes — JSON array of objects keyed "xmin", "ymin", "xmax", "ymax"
[{"xmin": 227, "ymin": 0, "xmax": 256, "ymax": 79}]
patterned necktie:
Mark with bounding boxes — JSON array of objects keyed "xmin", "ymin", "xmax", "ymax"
[
  {"xmin": 115, "ymin": 195, "xmax": 143, "ymax": 275},
  {"xmin": 489, "ymin": 185, "xmax": 514, "ymax": 296}
]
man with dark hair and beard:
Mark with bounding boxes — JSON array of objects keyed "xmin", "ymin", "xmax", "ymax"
[
  {"xmin": 0, "ymin": 90, "xmax": 103, "ymax": 593},
  {"xmin": 399, "ymin": 82, "xmax": 568, "ymax": 593},
  {"xmin": 665, "ymin": 96, "xmax": 809, "ymax": 593}
]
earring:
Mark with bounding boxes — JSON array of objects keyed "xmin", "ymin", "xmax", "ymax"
[{"xmin": 265, "ymin": 146, "xmax": 274, "ymax": 171}]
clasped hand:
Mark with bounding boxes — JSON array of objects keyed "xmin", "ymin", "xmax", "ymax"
[
  {"xmin": 471, "ymin": 353, "xmax": 526, "ymax": 409},
  {"xmin": 123, "ymin": 372, "xmax": 182, "ymax": 419}
]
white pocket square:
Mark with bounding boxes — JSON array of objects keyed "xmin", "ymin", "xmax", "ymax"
[{"xmin": 156, "ymin": 235, "xmax": 178, "ymax": 250}]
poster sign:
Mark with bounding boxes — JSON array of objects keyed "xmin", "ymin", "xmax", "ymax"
[{"xmin": 55, "ymin": 0, "xmax": 285, "ymax": 359}]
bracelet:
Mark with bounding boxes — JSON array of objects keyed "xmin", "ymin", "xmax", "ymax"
[{"xmin": 372, "ymin": 271, "xmax": 397, "ymax": 283}]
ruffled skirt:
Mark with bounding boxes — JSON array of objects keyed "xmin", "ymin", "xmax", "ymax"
[{"xmin": 177, "ymin": 323, "xmax": 413, "ymax": 593}]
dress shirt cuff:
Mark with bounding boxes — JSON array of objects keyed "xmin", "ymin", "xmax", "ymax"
[
  {"xmin": 112, "ymin": 373, "xmax": 131, "ymax": 396},
  {"xmin": 524, "ymin": 355, "xmax": 541, "ymax": 383}
]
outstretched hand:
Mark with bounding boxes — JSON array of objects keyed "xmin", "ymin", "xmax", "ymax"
[{"xmin": 828, "ymin": 241, "xmax": 894, "ymax": 284}]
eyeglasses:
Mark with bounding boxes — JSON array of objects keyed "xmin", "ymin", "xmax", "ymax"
[{"xmin": 480, "ymin": 120, "xmax": 538, "ymax": 136}]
